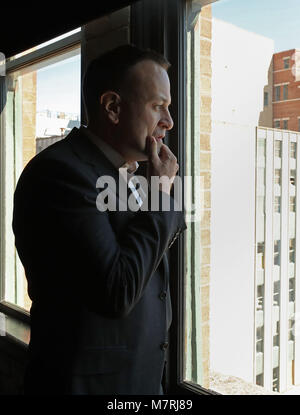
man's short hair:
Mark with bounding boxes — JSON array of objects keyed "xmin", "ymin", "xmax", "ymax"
[{"xmin": 82, "ymin": 44, "xmax": 170, "ymax": 122}]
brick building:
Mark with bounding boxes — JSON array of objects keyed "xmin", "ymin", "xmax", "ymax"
[{"xmin": 273, "ymin": 49, "xmax": 300, "ymax": 132}]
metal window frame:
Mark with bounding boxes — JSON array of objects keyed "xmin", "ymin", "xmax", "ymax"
[
  {"xmin": 131, "ymin": 0, "xmax": 219, "ymax": 395},
  {"xmin": 6, "ymin": 31, "xmax": 81, "ymax": 74}
]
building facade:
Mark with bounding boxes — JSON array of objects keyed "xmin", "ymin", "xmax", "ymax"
[
  {"xmin": 273, "ymin": 49, "xmax": 300, "ymax": 132},
  {"xmin": 210, "ymin": 19, "xmax": 300, "ymax": 394}
]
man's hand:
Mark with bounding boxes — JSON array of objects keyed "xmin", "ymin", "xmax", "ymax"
[{"xmin": 146, "ymin": 135, "xmax": 179, "ymax": 195}]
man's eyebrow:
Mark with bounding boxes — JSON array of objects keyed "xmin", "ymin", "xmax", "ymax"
[{"xmin": 152, "ymin": 95, "xmax": 171, "ymax": 104}]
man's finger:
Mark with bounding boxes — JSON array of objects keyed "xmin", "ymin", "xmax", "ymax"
[
  {"xmin": 159, "ymin": 144, "xmax": 176, "ymax": 162},
  {"xmin": 147, "ymin": 136, "xmax": 159, "ymax": 162}
]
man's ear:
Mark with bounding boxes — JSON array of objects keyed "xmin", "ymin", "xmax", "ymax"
[{"xmin": 100, "ymin": 91, "xmax": 121, "ymax": 124}]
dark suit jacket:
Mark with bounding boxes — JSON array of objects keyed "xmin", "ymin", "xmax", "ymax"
[{"xmin": 12, "ymin": 127, "xmax": 186, "ymax": 395}]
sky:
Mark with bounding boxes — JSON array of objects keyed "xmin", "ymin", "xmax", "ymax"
[
  {"xmin": 211, "ymin": 0, "xmax": 300, "ymax": 52},
  {"xmin": 36, "ymin": 53, "xmax": 81, "ymax": 115}
]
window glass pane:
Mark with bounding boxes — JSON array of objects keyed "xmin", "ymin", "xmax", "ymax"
[
  {"xmin": 184, "ymin": 0, "xmax": 300, "ymax": 395},
  {"xmin": 290, "ymin": 142, "xmax": 297, "ymax": 158},
  {"xmin": 2, "ymin": 46, "xmax": 81, "ymax": 311},
  {"xmin": 284, "ymin": 58, "xmax": 290, "ymax": 69},
  {"xmin": 264, "ymin": 91, "xmax": 268, "ymax": 106}
]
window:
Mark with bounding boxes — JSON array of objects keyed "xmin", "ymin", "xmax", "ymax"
[
  {"xmin": 274, "ymin": 120, "xmax": 280, "ymax": 129},
  {"xmin": 290, "ymin": 169, "xmax": 296, "ymax": 186},
  {"xmin": 290, "ymin": 142, "xmax": 297, "ymax": 158},
  {"xmin": 0, "ymin": 33, "xmax": 81, "ymax": 312},
  {"xmin": 283, "ymin": 84, "xmax": 288, "ymax": 100},
  {"xmin": 284, "ymin": 58, "xmax": 290, "ymax": 69},
  {"xmin": 182, "ymin": 0, "xmax": 300, "ymax": 396},
  {"xmin": 298, "ymin": 118, "xmax": 300, "ymax": 132},
  {"xmin": 275, "ymin": 140, "xmax": 282, "ymax": 157},
  {"xmin": 264, "ymin": 91, "xmax": 268, "ymax": 106},
  {"xmin": 274, "ymin": 196, "xmax": 281, "ymax": 213}
]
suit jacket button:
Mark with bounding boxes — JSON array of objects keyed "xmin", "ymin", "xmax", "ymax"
[
  {"xmin": 160, "ymin": 342, "xmax": 169, "ymax": 351},
  {"xmin": 159, "ymin": 291, "xmax": 167, "ymax": 300}
]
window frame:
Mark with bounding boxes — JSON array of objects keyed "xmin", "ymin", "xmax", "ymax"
[
  {"xmin": 274, "ymin": 119, "xmax": 281, "ymax": 129},
  {"xmin": 131, "ymin": 0, "xmax": 219, "ymax": 395},
  {"xmin": 275, "ymin": 85, "xmax": 281, "ymax": 101},
  {"xmin": 1, "ymin": 0, "xmax": 218, "ymax": 396},
  {"xmin": 283, "ymin": 57, "xmax": 290, "ymax": 69},
  {"xmin": 164, "ymin": 0, "xmax": 219, "ymax": 396},
  {"xmin": 0, "ymin": 30, "xmax": 82, "ymax": 321},
  {"xmin": 264, "ymin": 91, "xmax": 269, "ymax": 107}
]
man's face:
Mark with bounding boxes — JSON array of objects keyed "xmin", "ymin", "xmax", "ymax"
[{"xmin": 117, "ymin": 60, "xmax": 174, "ymax": 162}]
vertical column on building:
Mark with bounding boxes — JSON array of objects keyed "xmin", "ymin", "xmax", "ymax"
[
  {"xmin": 294, "ymin": 133, "xmax": 300, "ymax": 385},
  {"xmin": 196, "ymin": 4, "xmax": 212, "ymax": 389},
  {"xmin": 279, "ymin": 132, "xmax": 290, "ymax": 392},
  {"xmin": 264, "ymin": 129, "xmax": 275, "ymax": 390}
]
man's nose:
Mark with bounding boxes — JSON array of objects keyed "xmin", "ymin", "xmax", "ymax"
[{"xmin": 160, "ymin": 110, "xmax": 174, "ymax": 131}]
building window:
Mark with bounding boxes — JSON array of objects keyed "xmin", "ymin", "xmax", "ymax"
[
  {"xmin": 290, "ymin": 170, "xmax": 296, "ymax": 186},
  {"xmin": 274, "ymin": 169, "xmax": 281, "ymax": 185},
  {"xmin": 290, "ymin": 142, "xmax": 297, "ymax": 158},
  {"xmin": 274, "ymin": 196, "xmax": 281, "ymax": 213},
  {"xmin": 182, "ymin": 0, "xmax": 300, "ymax": 396},
  {"xmin": 274, "ymin": 120, "xmax": 280, "ymax": 129},
  {"xmin": 275, "ymin": 85, "xmax": 281, "ymax": 101},
  {"xmin": 290, "ymin": 196, "xmax": 296, "ymax": 212},
  {"xmin": 0, "ymin": 33, "xmax": 81, "ymax": 312},
  {"xmin": 298, "ymin": 118, "xmax": 300, "ymax": 132},
  {"xmin": 283, "ymin": 84, "xmax": 288, "ymax": 100},
  {"xmin": 283, "ymin": 58, "xmax": 290, "ymax": 69},
  {"xmin": 275, "ymin": 140, "xmax": 282, "ymax": 157}
]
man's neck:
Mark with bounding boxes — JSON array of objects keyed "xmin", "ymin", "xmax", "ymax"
[{"xmin": 84, "ymin": 125, "xmax": 139, "ymax": 174}]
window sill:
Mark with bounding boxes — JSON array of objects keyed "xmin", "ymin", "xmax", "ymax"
[{"xmin": 0, "ymin": 304, "xmax": 30, "ymax": 350}]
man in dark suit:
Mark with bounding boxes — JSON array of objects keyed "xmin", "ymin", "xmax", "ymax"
[{"xmin": 13, "ymin": 44, "xmax": 186, "ymax": 395}]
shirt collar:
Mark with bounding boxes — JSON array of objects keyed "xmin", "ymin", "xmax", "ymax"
[{"xmin": 80, "ymin": 126, "xmax": 139, "ymax": 174}]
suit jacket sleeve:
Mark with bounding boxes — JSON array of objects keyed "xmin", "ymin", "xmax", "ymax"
[{"xmin": 13, "ymin": 157, "xmax": 186, "ymax": 318}]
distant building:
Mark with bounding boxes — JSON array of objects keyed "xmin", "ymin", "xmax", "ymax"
[
  {"xmin": 272, "ymin": 49, "xmax": 300, "ymax": 132},
  {"xmin": 210, "ymin": 18, "xmax": 300, "ymax": 394},
  {"xmin": 36, "ymin": 109, "xmax": 80, "ymax": 139},
  {"xmin": 210, "ymin": 17, "xmax": 275, "ymax": 388}
]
